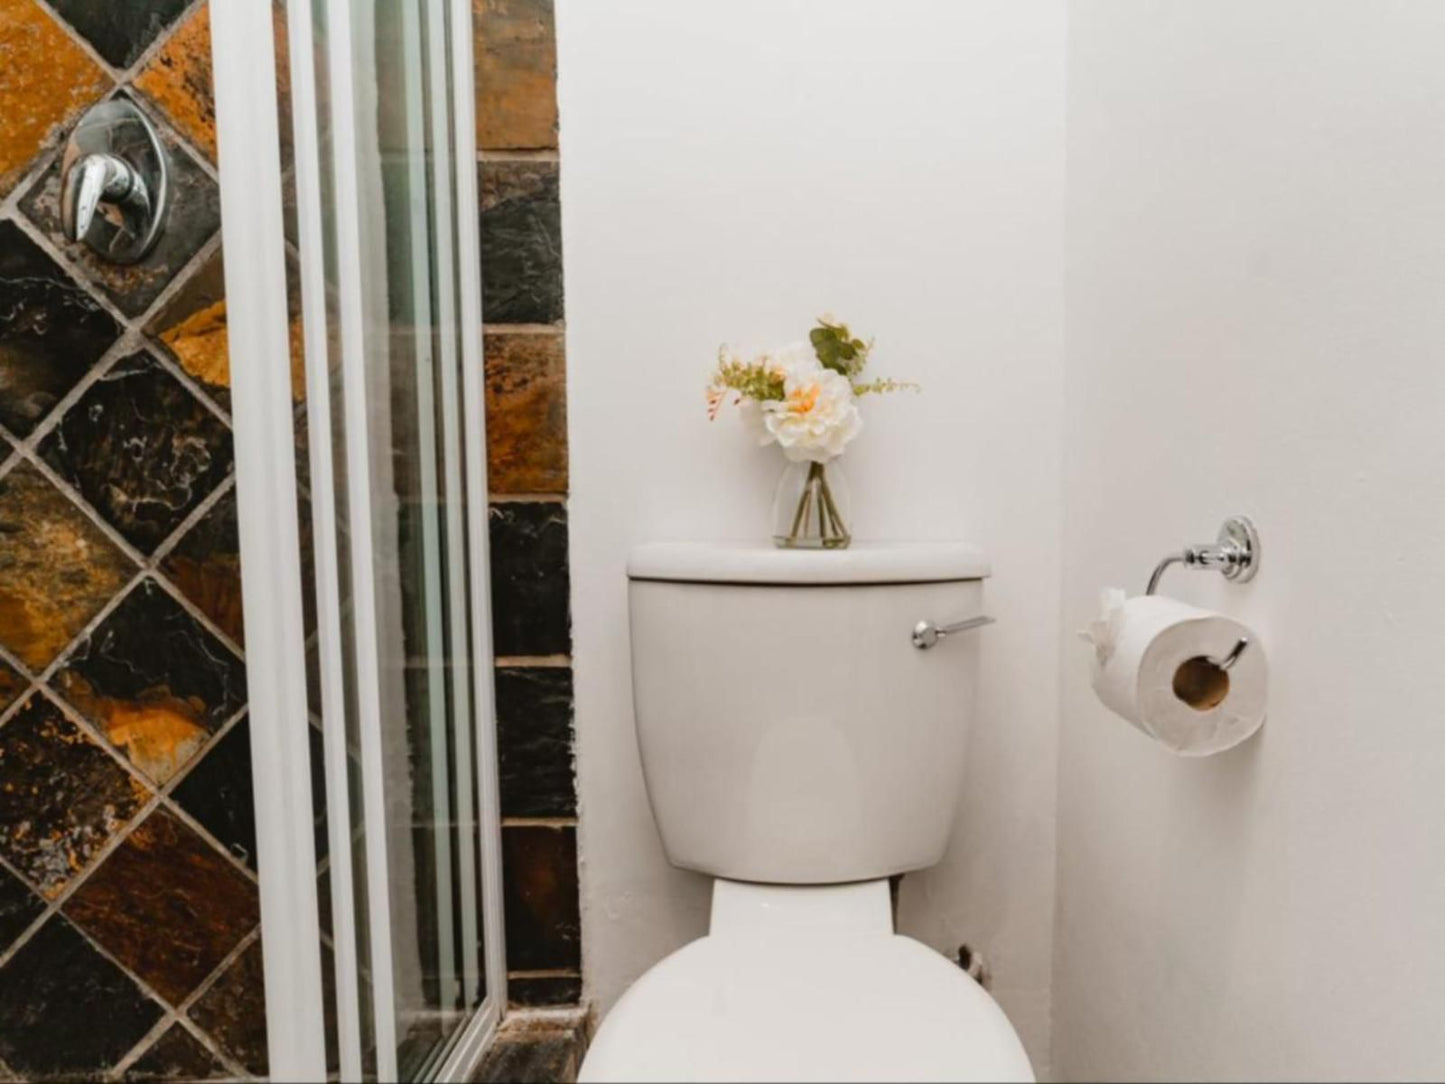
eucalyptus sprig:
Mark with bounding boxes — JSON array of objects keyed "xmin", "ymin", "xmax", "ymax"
[{"xmin": 809, "ymin": 316, "xmax": 873, "ymax": 378}]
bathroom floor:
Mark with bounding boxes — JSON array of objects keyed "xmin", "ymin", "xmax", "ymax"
[{"xmin": 471, "ymin": 1014, "xmax": 591, "ymax": 1084}]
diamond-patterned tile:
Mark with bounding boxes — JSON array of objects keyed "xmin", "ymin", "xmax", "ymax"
[
  {"xmin": 0, "ymin": 0, "xmax": 113, "ymax": 197},
  {"xmin": 0, "ymin": 915, "xmax": 163, "ymax": 1078},
  {"xmin": 40, "ymin": 351, "xmax": 233, "ymax": 554},
  {"xmin": 0, "ymin": 462, "xmax": 136, "ymax": 672},
  {"xmin": 144, "ymin": 243, "xmax": 230, "ymax": 407},
  {"xmin": 0, "ymin": 219, "xmax": 122, "ymax": 438},
  {"xmin": 19, "ymin": 97, "xmax": 222, "ymax": 318},
  {"xmin": 132, "ymin": 1, "xmax": 217, "ymax": 161},
  {"xmin": 159, "ymin": 485, "xmax": 242, "ymax": 646},
  {"xmin": 0, "ymin": 863, "xmax": 44, "ymax": 953},
  {"xmin": 146, "ymin": 244, "xmax": 307, "ymax": 410},
  {"xmin": 45, "ymin": 0, "xmax": 192, "ymax": 70},
  {"xmin": 170, "ymin": 715, "xmax": 254, "ymax": 869},
  {"xmin": 187, "ymin": 936, "xmax": 266, "ymax": 1076},
  {"xmin": 171, "ymin": 716, "xmax": 327, "ymax": 874},
  {"xmin": 55, "ymin": 577, "xmax": 245, "ymax": 785},
  {"xmin": 0, "ymin": 695, "xmax": 150, "ymax": 898},
  {"xmin": 122, "ymin": 1024, "xmax": 227, "ymax": 1082},
  {"xmin": 64, "ymin": 806, "xmax": 259, "ymax": 1006}
]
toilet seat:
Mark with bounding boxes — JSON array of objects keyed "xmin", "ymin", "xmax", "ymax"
[{"xmin": 579, "ymin": 881, "xmax": 1034, "ymax": 1083}]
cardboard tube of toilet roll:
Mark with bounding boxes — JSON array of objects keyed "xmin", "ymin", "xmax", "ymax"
[{"xmin": 1090, "ymin": 595, "xmax": 1267, "ymax": 756}]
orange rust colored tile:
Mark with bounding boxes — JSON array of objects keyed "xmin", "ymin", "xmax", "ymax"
[
  {"xmin": 474, "ymin": 0, "xmax": 558, "ymax": 151},
  {"xmin": 132, "ymin": 2, "xmax": 216, "ymax": 161},
  {"xmin": 0, "ymin": 0, "xmax": 113, "ymax": 196},
  {"xmin": 485, "ymin": 330, "xmax": 568, "ymax": 494},
  {"xmin": 0, "ymin": 465, "xmax": 135, "ymax": 671},
  {"xmin": 157, "ymin": 296, "xmax": 229, "ymax": 388},
  {"xmin": 55, "ymin": 672, "xmax": 210, "ymax": 785}
]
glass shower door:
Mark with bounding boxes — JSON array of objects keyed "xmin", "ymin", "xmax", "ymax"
[{"xmin": 211, "ymin": 1, "xmax": 504, "ymax": 1080}]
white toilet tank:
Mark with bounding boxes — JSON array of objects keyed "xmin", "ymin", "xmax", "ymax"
[{"xmin": 628, "ymin": 541, "xmax": 990, "ymax": 884}]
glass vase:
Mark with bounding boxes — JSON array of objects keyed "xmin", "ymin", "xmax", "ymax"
[{"xmin": 771, "ymin": 458, "xmax": 852, "ymax": 549}]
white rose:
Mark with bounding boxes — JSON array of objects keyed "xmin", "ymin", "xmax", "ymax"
[{"xmin": 761, "ymin": 363, "xmax": 862, "ymax": 463}]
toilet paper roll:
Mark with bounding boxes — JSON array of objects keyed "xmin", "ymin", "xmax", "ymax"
[{"xmin": 1085, "ymin": 591, "xmax": 1267, "ymax": 756}]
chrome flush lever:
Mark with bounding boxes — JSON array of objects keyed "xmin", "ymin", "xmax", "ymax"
[
  {"xmin": 60, "ymin": 100, "xmax": 169, "ymax": 265},
  {"xmin": 911, "ymin": 615, "xmax": 996, "ymax": 650}
]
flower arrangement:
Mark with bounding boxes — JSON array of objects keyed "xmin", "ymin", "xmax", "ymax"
[{"xmin": 707, "ymin": 316, "xmax": 915, "ymax": 549}]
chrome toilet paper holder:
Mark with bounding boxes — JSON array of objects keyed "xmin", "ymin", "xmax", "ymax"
[
  {"xmin": 1145, "ymin": 514, "xmax": 1260, "ymax": 595},
  {"xmin": 1145, "ymin": 514, "xmax": 1259, "ymax": 671}
]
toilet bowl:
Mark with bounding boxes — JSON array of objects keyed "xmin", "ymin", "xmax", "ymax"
[{"xmin": 579, "ymin": 542, "xmax": 1033, "ymax": 1083}]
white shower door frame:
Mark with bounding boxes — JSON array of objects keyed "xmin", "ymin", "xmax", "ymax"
[{"xmin": 211, "ymin": 2, "xmax": 507, "ymax": 1080}]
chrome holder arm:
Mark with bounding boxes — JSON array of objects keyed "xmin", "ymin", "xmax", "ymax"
[
  {"xmin": 911, "ymin": 615, "xmax": 995, "ymax": 650},
  {"xmin": 1145, "ymin": 515, "xmax": 1260, "ymax": 596}
]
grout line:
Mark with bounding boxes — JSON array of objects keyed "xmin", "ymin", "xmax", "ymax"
[
  {"xmin": 478, "ymin": 148, "xmax": 560, "ymax": 163},
  {"xmin": 29, "ymin": 0, "xmax": 125, "ymax": 85},
  {"xmin": 4, "ymin": 210, "xmax": 136, "ymax": 328},
  {"xmin": 31, "ymin": 0, "xmax": 130, "ymax": 84},
  {"xmin": 147, "ymin": 345, "xmax": 234, "ymax": 431},
  {"xmin": 174, "ymin": 1012, "xmax": 252, "ymax": 1081},
  {"xmin": 0, "ymin": 143, "xmax": 67, "ymax": 220},
  {"xmin": 150, "ymin": 562, "xmax": 247, "ymax": 665},
  {"xmin": 0, "ymin": 782, "xmax": 165, "ymax": 972},
  {"xmin": 484, "ymin": 322, "xmax": 565, "ymax": 336},
  {"xmin": 488, "ymin": 493, "xmax": 568, "ymax": 504},
  {"xmin": 149, "ymin": 472, "xmax": 235, "ymax": 565},
  {"xmin": 500, "ymin": 817, "xmax": 578, "ymax": 829},
  {"xmin": 107, "ymin": 1011, "xmax": 179, "ymax": 1081},
  {"xmin": 3, "ymin": 333, "xmax": 133, "ymax": 456},
  {"xmin": 119, "ymin": 0, "xmax": 209, "ymax": 86},
  {"xmin": 494, "ymin": 655, "xmax": 571, "ymax": 668},
  {"xmin": 133, "ymin": 228, "xmax": 223, "ymax": 331}
]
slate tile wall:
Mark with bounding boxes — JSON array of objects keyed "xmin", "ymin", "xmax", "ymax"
[
  {"xmin": 0, "ymin": 0, "xmax": 579, "ymax": 1077},
  {"xmin": 474, "ymin": 0, "xmax": 583, "ymax": 1014}
]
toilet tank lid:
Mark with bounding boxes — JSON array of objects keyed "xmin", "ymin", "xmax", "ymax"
[{"xmin": 627, "ymin": 541, "xmax": 990, "ymax": 585}]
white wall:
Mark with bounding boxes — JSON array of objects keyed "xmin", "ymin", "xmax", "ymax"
[
  {"xmin": 1055, "ymin": 2, "xmax": 1445, "ymax": 1079},
  {"xmin": 556, "ymin": 0, "xmax": 1065, "ymax": 1071}
]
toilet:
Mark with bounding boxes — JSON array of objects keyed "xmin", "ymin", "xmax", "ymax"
[{"xmin": 578, "ymin": 542, "xmax": 1034, "ymax": 1083}]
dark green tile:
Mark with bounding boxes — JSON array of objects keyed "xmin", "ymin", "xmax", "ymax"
[{"xmin": 479, "ymin": 160, "xmax": 563, "ymax": 325}]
